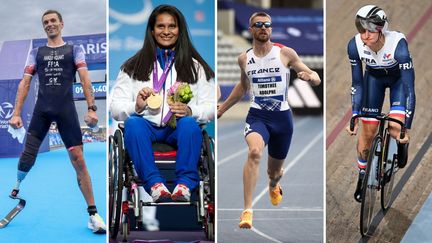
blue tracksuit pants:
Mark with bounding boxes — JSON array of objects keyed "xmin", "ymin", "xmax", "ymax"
[{"xmin": 124, "ymin": 115, "xmax": 202, "ymax": 193}]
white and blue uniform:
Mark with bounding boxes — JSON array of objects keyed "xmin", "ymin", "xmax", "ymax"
[
  {"xmin": 244, "ymin": 43, "xmax": 293, "ymax": 160},
  {"xmin": 246, "ymin": 43, "xmax": 290, "ymax": 111},
  {"xmin": 348, "ymin": 31, "xmax": 416, "ymax": 128}
]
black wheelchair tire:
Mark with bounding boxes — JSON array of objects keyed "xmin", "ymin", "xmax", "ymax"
[
  {"xmin": 109, "ymin": 130, "xmax": 124, "ymax": 239},
  {"xmin": 202, "ymin": 130, "xmax": 215, "ymax": 203}
]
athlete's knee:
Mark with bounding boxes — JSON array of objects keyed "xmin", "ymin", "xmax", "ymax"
[
  {"xmin": 18, "ymin": 135, "xmax": 42, "ymax": 172},
  {"xmin": 69, "ymin": 146, "xmax": 86, "ymax": 170},
  {"xmin": 177, "ymin": 116, "xmax": 196, "ymax": 127},
  {"xmin": 267, "ymin": 168, "xmax": 283, "ymax": 182},
  {"xmin": 248, "ymin": 147, "xmax": 262, "ymax": 163},
  {"xmin": 177, "ymin": 117, "xmax": 201, "ymax": 135}
]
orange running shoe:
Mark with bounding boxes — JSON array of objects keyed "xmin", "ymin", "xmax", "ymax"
[
  {"xmin": 239, "ymin": 209, "xmax": 253, "ymax": 229},
  {"xmin": 269, "ymin": 184, "xmax": 283, "ymax": 206}
]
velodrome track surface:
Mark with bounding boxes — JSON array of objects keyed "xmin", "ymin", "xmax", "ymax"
[
  {"xmin": 0, "ymin": 142, "xmax": 106, "ymax": 243},
  {"xmin": 217, "ymin": 105, "xmax": 323, "ymax": 243},
  {"xmin": 326, "ymin": 1, "xmax": 432, "ymax": 242}
]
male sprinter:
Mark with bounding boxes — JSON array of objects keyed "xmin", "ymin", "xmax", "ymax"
[
  {"xmin": 217, "ymin": 12, "xmax": 321, "ymax": 228},
  {"xmin": 8, "ymin": 10, "xmax": 106, "ymax": 233}
]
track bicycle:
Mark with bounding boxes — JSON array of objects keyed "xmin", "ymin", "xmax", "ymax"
[{"xmin": 350, "ymin": 113, "xmax": 406, "ymax": 236}]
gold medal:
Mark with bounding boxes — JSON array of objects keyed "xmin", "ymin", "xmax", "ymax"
[{"xmin": 147, "ymin": 94, "xmax": 162, "ymax": 115}]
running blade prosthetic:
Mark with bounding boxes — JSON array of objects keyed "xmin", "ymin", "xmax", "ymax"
[{"xmin": 0, "ymin": 196, "xmax": 26, "ymax": 229}]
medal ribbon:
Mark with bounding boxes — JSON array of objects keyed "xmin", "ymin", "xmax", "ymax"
[
  {"xmin": 153, "ymin": 52, "xmax": 174, "ymax": 93},
  {"xmin": 152, "ymin": 51, "xmax": 177, "ymax": 125}
]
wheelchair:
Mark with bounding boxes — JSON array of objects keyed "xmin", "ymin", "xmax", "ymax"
[{"xmin": 109, "ymin": 122, "xmax": 215, "ymax": 242}]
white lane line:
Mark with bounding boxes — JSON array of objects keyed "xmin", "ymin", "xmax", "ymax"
[
  {"xmin": 218, "ymin": 117, "xmax": 313, "ymax": 167},
  {"xmin": 217, "ymin": 147, "xmax": 248, "ymax": 166},
  {"xmin": 251, "ymin": 131, "xmax": 323, "ymax": 207},
  {"xmin": 251, "ymin": 227, "xmax": 283, "ymax": 243},
  {"xmin": 219, "ymin": 207, "xmax": 323, "ymax": 212},
  {"xmin": 218, "ymin": 130, "xmax": 242, "ymax": 141},
  {"xmin": 247, "ymin": 131, "xmax": 322, "ymax": 243}
]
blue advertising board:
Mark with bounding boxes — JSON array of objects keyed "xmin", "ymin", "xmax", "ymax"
[{"xmin": 219, "ymin": 1, "xmax": 323, "ymax": 55}]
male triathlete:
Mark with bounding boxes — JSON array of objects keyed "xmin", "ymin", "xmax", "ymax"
[
  {"xmin": 345, "ymin": 5, "xmax": 415, "ymax": 202},
  {"xmin": 8, "ymin": 10, "xmax": 106, "ymax": 233},
  {"xmin": 217, "ymin": 12, "xmax": 321, "ymax": 228}
]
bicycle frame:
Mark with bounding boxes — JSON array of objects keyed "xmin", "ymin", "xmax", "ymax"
[
  {"xmin": 351, "ymin": 113, "xmax": 406, "ymax": 236},
  {"xmin": 351, "ymin": 114, "xmax": 405, "ymax": 188}
]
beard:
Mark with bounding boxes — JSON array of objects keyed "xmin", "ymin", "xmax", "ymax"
[{"xmin": 254, "ymin": 32, "xmax": 270, "ymax": 43}]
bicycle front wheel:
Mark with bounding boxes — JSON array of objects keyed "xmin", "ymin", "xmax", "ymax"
[
  {"xmin": 381, "ymin": 131, "xmax": 396, "ymax": 211},
  {"xmin": 360, "ymin": 135, "xmax": 382, "ymax": 236}
]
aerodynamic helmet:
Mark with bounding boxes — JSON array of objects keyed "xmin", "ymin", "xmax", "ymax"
[{"xmin": 355, "ymin": 5, "xmax": 388, "ymax": 33}]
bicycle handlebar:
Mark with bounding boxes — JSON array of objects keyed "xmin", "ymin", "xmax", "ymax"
[{"xmin": 350, "ymin": 114, "xmax": 406, "ymax": 139}]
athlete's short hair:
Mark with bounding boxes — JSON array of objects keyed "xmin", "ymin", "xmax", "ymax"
[
  {"xmin": 249, "ymin": 12, "xmax": 271, "ymax": 26},
  {"xmin": 42, "ymin": 10, "xmax": 63, "ymax": 23}
]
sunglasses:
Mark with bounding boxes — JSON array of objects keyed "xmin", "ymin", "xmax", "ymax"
[{"xmin": 251, "ymin": 21, "xmax": 272, "ymax": 28}]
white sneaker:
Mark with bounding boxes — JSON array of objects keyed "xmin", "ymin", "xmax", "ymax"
[
  {"xmin": 171, "ymin": 184, "xmax": 191, "ymax": 202},
  {"xmin": 150, "ymin": 183, "xmax": 171, "ymax": 202},
  {"xmin": 88, "ymin": 213, "xmax": 107, "ymax": 234}
]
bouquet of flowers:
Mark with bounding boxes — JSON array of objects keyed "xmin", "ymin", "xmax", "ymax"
[{"xmin": 165, "ymin": 82, "xmax": 193, "ymax": 128}]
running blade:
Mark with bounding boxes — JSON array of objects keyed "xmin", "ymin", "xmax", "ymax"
[{"xmin": 0, "ymin": 198, "xmax": 26, "ymax": 229}]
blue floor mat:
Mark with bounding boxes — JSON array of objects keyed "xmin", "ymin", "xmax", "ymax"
[{"xmin": 0, "ymin": 142, "xmax": 106, "ymax": 243}]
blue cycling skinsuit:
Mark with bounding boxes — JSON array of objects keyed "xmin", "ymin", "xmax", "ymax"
[{"xmin": 348, "ymin": 30, "xmax": 415, "ymax": 170}]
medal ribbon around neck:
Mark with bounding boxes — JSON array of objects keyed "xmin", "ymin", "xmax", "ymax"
[
  {"xmin": 152, "ymin": 52, "xmax": 177, "ymax": 125},
  {"xmin": 153, "ymin": 53, "xmax": 174, "ymax": 93}
]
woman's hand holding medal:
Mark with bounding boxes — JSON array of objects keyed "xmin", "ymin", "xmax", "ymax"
[{"xmin": 135, "ymin": 87, "xmax": 156, "ymax": 113}]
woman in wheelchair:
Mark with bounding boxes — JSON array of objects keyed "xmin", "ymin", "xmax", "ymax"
[{"xmin": 110, "ymin": 5, "xmax": 215, "ymax": 203}]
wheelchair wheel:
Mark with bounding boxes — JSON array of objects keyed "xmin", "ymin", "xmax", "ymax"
[
  {"xmin": 381, "ymin": 131, "xmax": 396, "ymax": 211},
  {"xmin": 108, "ymin": 135, "xmax": 114, "ymax": 224},
  {"xmin": 204, "ymin": 202, "xmax": 215, "ymax": 240},
  {"xmin": 201, "ymin": 130, "xmax": 215, "ymax": 240},
  {"xmin": 122, "ymin": 214, "xmax": 129, "ymax": 242},
  {"xmin": 360, "ymin": 136, "xmax": 381, "ymax": 236},
  {"xmin": 109, "ymin": 130, "xmax": 124, "ymax": 239},
  {"xmin": 202, "ymin": 130, "xmax": 215, "ymax": 202}
]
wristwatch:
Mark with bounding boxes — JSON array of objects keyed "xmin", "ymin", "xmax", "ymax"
[{"xmin": 88, "ymin": 105, "xmax": 97, "ymax": 112}]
